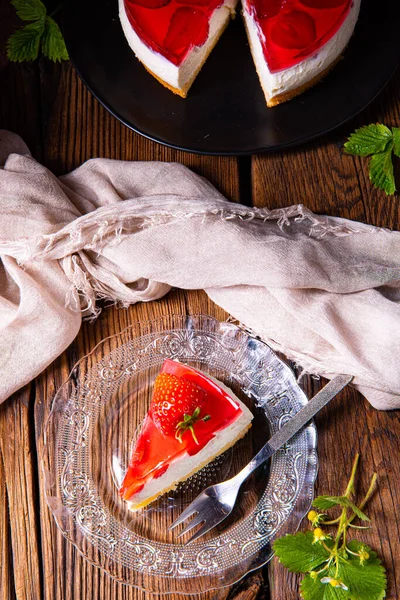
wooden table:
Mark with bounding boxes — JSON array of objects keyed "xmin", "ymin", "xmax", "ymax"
[{"xmin": 1, "ymin": 6, "xmax": 400, "ymax": 598}]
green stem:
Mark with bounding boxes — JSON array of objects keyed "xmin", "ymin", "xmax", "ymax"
[
  {"xmin": 316, "ymin": 564, "xmax": 330, "ymax": 575},
  {"xmin": 333, "ymin": 507, "xmax": 346, "ymax": 552},
  {"xmin": 347, "ymin": 473, "xmax": 377, "ymax": 527},
  {"xmin": 321, "ymin": 541, "xmax": 332, "ymax": 553},
  {"xmin": 344, "ymin": 454, "xmax": 360, "ymax": 497},
  {"xmin": 324, "ymin": 516, "xmax": 341, "ymax": 525},
  {"xmin": 342, "ymin": 513, "xmax": 347, "ymax": 549}
]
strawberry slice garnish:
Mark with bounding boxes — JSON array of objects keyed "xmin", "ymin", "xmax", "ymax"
[
  {"xmin": 271, "ymin": 10, "xmax": 316, "ymax": 50},
  {"xmin": 164, "ymin": 8, "xmax": 209, "ymax": 61},
  {"xmin": 150, "ymin": 372, "xmax": 210, "ymax": 443}
]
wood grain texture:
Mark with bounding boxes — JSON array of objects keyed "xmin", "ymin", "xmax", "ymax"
[
  {"xmin": 39, "ymin": 63, "xmax": 241, "ymax": 204},
  {"xmin": 0, "ymin": 443, "xmax": 15, "ymax": 600},
  {"xmin": 1, "ymin": 2, "xmax": 399, "ymax": 597},
  {"xmin": 252, "ymin": 69, "xmax": 400, "ymax": 600},
  {"xmin": 0, "ymin": 388, "xmax": 42, "ymax": 600},
  {"xmin": 252, "ymin": 68, "xmax": 400, "ymax": 228}
]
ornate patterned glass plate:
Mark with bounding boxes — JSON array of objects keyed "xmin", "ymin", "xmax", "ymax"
[{"xmin": 41, "ymin": 315, "xmax": 318, "ymax": 594}]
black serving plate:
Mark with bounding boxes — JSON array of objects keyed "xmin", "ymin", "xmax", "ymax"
[{"xmin": 63, "ymin": 0, "xmax": 400, "ymax": 155}]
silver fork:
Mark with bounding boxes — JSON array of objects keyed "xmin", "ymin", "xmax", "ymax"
[{"xmin": 169, "ymin": 374, "xmax": 353, "ymax": 544}]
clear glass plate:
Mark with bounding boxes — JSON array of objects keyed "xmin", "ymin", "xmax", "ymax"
[{"xmin": 41, "ymin": 314, "xmax": 318, "ymax": 594}]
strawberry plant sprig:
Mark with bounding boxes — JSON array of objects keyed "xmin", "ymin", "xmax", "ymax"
[
  {"xmin": 7, "ymin": 0, "xmax": 69, "ymax": 63},
  {"xmin": 273, "ymin": 455, "xmax": 386, "ymax": 600},
  {"xmin": 344, "ymin": 123, "xmax": 400, "ymax": 195}
]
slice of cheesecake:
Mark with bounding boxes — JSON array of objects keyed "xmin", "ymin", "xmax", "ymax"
[
  {"xmin": 120, "ymin": 359, "xmax": 253, "ymax": 511},
  {"xmin": 119, "ymin": 0, "xmax": 237, "ymax": 97},
  {"xmin": 242, "ymin": 0, "xmax": 362, "ymax": 106}
]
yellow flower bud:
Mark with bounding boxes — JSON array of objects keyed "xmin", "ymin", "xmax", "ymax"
[
  {"xmin": 359, "ymin": 548, "xmax": 370, "ymax": 565},
  {"xmin": 308, "ymin": 510, "xmax": 318, "ymax": 522},
  {"xmin": 329, "ymin": 579, "xmax": 339, "ymax": 587},
  {"xmin": 314, "ymin": 527, "xmax": 324, "ymax": 539}
]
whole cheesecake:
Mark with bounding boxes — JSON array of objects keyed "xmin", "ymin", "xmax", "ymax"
[
  {"xmin": 120, "ymin": 359, "xmax": 253, "ymax": 511},
  {"xmin": 119, "ymin": 0, "xmax": 361, "ymax": 105}
]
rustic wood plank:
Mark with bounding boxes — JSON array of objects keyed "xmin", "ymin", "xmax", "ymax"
[
  {"xmin": 0, "ymin": 444, "xmax": 15, "ymax": 600},
  {"xmin": 252, "ymin": 69, "xmax": 400, "ymax": 600},
  {"xmin": 0, "ymin": 388, "xmax": 42, "ymax": 600},
  {"xmin": 251, "ymin": 69, "xmax": 400, "ymax": 228},
  {"xmin": 40, "ymin": 64, "xmax": 241, "ymax": 203}
]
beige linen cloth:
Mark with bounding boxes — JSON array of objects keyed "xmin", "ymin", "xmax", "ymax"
[{"xmin": 1, "ymin": 130, "xmax": 399, "ymax": 409}]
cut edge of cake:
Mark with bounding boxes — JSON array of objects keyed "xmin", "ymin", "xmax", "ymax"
[
  {"xmin": 241, "ymin": 0, "xmax": 362, "ymax": 107},
  {"xmin": 119, "ymin": 0, "xmax": 237, "ymax": 98}
]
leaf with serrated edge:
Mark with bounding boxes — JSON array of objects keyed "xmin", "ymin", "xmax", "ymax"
[
  {"xmin": 300, "ymin": 574, "xmax": 326, "ymax": 600},
  {"xmin": 273, "ymin": 531, "xmax": 331, "ymax": 573},
  {"xmin": 369, "ymin": 144, "xmax": 396, "ymax": 196},
  {"xmin": 301, "ymin": 568, "xmax": 349, "ymax": 600},
  {"xmin": 338, "ymin": 542, "xmax": 386, "ymax": 600},
  {"xmin": 41, "ymin": 16, "xmax": 69, "ymax": 62},
  {"xmin": 11, "ymin": 0, "xmax": 46, "ymax": 22},
  {"xmin": 314, "ymin": 496, "xmax": 370, "ymax": 521},
  {"xmin": 7, "ymin": 21, "xmax": 45, "ymax": 62},
  {"xmin": 343, "ymin": 499, "xmax": 370, "ymax": 522},
  {"xmin": 344, "ymin": 124, "xmax": 393, "ymax": 156},
  {"xmin": 313, "ymin": 496, "xmax": 341, "ymax": 510},
  {"xmin": 392, "ymin": 128, "xmax": 400, "ymax": 158}
]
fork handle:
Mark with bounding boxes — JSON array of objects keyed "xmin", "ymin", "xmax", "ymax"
[{"xmin": 231, "ymin": 374, "xmax": 353, "ymax": 487}]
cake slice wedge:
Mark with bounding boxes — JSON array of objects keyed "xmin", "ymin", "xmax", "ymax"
[
  {"xmin": 242, "ymin": 0, "xmax": 361, "ymax": 106},
  {"xmin": 119, "ymin": 0, "xmax": 237, "ymax": 97},
  {"xmin": 120, "ymin": 359, "xmax": 253, "ymax": 511}
]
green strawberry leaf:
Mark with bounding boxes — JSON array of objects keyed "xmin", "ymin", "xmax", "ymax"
[
  {"xmin": 392, "ymin": 128, "xmax": 400, "ymax": 158},
  {"xmin": 369, "ymin": 143, "xmax": 396, "ymax": 196},
  {"xmin": 8, "ymin": 0, "xmax": 69, "ymax": 63},
  {"xmin": 301, "ymin": 571, "xmax": 350, "ymax": 600},
  {"xmin": 338, "ymin": 542, "xmax": 387, "ymax": 600},
  {"xmin": 7, "ymin": 20, "xmax": 45, "ymax": 62},
  {"xmin": 344, "ymin": 124, "xmax": 393, "ymax": 156},
  {"xmin": 11, "ymin": 0, "xmax": 46, "ymax": 22},
  {"xmin": 300, "ymin": 574, "xmax": 327, "ymax": 600},
  {"xmin": 41, "ymin": 16, "xmax": 69, "ymax": 62},
  {"xmin": 313, "ymin": 496, "xmax": 370, "ymax": 521},
  {"xmin": 342, "ymin": 500, "xmax": 370, "ymax": 522},
  {"xmin": 273, "ymin": 531, "xmax": 331, "ymax": 573},
  {"xmin": 313, "ymin": 496, "xmax": 342, "ymax": 510}
]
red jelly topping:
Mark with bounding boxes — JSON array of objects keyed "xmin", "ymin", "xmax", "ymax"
[
  {"xmin": 124, "ymin": 0, "xmax": 224, "ymax": 66},
  {"xmin": 120, "ymin": 360, "xmax": 244, "ymax": 501},
  {"xmin": 247, "ymin": 0, "xmax": 352, "ymax": 73}
]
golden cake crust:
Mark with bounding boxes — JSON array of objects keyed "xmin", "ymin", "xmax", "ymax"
[{"xmin": 266, "ymin": 57, "xmax": 342, "ymax": 107}]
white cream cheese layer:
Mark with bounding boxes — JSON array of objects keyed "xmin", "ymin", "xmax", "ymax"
[
  {"xmin": 242, "ymin": 0, "xmax": 361, "ymax": 101},
  {"xmin": 119, "ymin": 0, "xmax": 237, "ymax": 92}
]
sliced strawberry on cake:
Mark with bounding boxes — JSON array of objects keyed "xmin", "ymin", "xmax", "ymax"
[
  {"xmin": 242, "ymin": 0, "xmax": 362, "ymax": 106},
  {"xmin": 119, "ymin": 0, "xmax": 237, "ymax": 97},
  {"xmin": 119, "ymin": 359, "xmax": 253, "ymax": 511}
]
